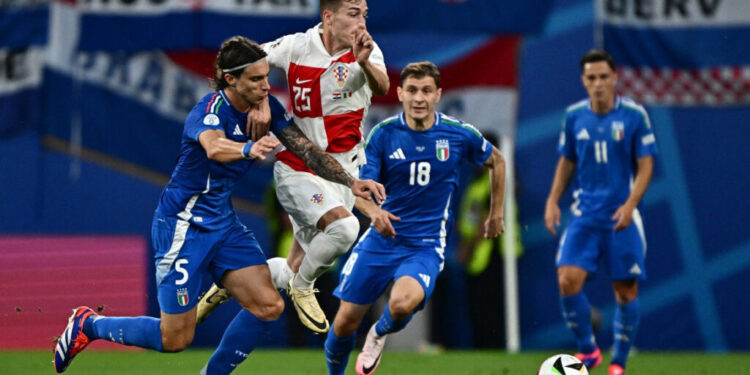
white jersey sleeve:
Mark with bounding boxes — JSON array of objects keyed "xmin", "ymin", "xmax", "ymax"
[
  {"xmin": 262, "ymin": 34, "xmax": 298, "ymax": 71},
  {"xmin": 368, "ymin": 41, "xmax": 385, "ymax": 68}
]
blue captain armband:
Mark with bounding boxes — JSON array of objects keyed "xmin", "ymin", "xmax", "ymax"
[{"xmin": 241, "ymin": 141, "xmax": 255, "ymax": 159}]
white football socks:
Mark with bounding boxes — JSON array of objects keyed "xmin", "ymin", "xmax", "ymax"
[
  {"xmin": 295, "ymin": 216, "xmax": 359, "ymax": 289},
  {"xmin": 267, "ymin": 257, "xmax": 295, "ymax": 290}
]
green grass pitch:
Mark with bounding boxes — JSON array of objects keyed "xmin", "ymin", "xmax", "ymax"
[{"xmin": 3, "ymin": 349, "xmax": 749, "ymax": 374}]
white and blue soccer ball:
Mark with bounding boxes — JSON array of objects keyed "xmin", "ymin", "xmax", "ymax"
[{"xmin": 538, "ymin": 354, "xmax": 588, "ymax": 375}]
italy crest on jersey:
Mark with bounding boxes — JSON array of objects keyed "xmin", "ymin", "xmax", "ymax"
[
  {"xmin": 177, "ymin": 288, "xmax": 189, "ymax": 306},
  {"xmin": 612, "ymin": 121, "xmax": 624, "ymax": 141},
  {"xmin": 436, "ymin": 139, "xmax": 450, "ymax": 161},
  {"xmin": 333, "ymin": 63, "xmax": 348, "ymax": 88}
]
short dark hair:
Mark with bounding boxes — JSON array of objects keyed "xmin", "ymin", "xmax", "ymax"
[
  {"xmin": 211, "ymin": 36, "xmax": 267, "ymax": 90},
  {"xmin": 580, "ymin": 49, "xmax": 616, "ymax": 73},
  {"xmin": 319, "ymin": 0, "xmax": 360, "ymax": 16},
  {"xmin": 399, "ymin": 61, "xmax": 441, "ymax": 88}
]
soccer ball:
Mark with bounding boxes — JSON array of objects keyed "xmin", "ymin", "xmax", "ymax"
[{"xmin": 538, "ymin": 354, "xmax": 588, "ymax": 375}]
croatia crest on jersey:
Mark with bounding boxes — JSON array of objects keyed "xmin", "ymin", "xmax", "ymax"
[
  {"xmin": 436, "ymin": 139, "xmax": 450, "ymax": 161},
  {"xmin": 612, "ymin": 121, "xmax": 624, "ymax": 141},
  {"xmin": 311, "ymin": 193, "xmax": 324, "ymax": 205},
  {"xmin": 177, "ymin": 288, "xmax": 188, "ymax": 306},
  {"xmin": 333, "ymin": 64, "xmax": 348, "ymax": 88}
]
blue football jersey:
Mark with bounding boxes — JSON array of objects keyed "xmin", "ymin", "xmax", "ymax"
[
  {"xmin": 558, "ymin": 96, "xmax": 658, "ymax": 227},
  {"xmin": 155, "ymin": 92, "xmax": 292, "ymax": 230},
  {"xmin": 361, "ymin": 112, "xmax": 493, "ymax": 246}
]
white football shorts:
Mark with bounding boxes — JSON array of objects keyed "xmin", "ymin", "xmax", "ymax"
[{"xmin": 274, "ymin": 145, "xmax": 364, "ymax": 249}]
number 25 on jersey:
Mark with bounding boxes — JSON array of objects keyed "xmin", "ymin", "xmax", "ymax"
[{"xmin": 293, "ymin": 86, "xmax": 311, "ymax": 112}]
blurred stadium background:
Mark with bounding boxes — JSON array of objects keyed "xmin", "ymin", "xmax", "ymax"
[{"xmin": 1, "ymin": 0, "xmax": 749, "ymax": 373}]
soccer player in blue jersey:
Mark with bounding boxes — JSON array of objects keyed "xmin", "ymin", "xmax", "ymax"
[
  {"xmin": 544, "ymin": 49, "xmax": 658, "ymax": 375},
  {"xmin": 52, "ymin": 36, "xmax": 384, "ymax": 375},
  {"xmin": 322, "ymin": 61, "xmax": 507, "ymax": 375}
]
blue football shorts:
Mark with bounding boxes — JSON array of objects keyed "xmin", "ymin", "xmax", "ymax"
[
  {"xmin": 334, "ymin": 230, "xmax": 443, "ymax": 311},
  {"xmin": 556, "ymin": 217, "xmax": 647, "ymax": 280},
  {"xmin": 151, "ymin": 214, "xmax": 267, "ymax": 314}
]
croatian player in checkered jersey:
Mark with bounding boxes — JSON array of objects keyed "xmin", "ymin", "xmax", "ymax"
[
  {"xmin": 323, "ymin": 62, "xmax": 507, "ymax": 375},
  {"xmin": 52, "ymin": 36, "xmax": 384, "ymax": 375},
  {"xmin": 197, "ymin": 0, "xmax": 389, "ymax": 334},
  {"xmin": 544, "ymin": 49, "xmax": 658, "ymax": 375}
]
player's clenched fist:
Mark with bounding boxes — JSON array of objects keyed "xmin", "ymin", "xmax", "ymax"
[
  {"xmin": 247, "ymin": 97, "xmax": 271, "ymax": 142},
  {"xmin": 353, "ymin": 25, "xmax": 374, "ymax": 65},
  {"xmin": 484, "ymin": 214, "xmax": 505, "ymax": 238},
  {"xmin": 248, "ymin": 136, "xmax": 280, "ymax": 160},
  {"xmin": 351, "ymin": 179, "xmax": 386, "ymax": 204}
]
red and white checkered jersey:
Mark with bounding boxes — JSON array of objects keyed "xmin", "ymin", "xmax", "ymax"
[{"xmin": 263, "ymin": 23, "xmax": 385, "ymax": 172}]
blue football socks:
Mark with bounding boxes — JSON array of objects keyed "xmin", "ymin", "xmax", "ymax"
[
  {"xmin": 86, "ymin": 316, "xmax": 163, "ymax": 351},
  {"xmin": 202, "ymin": 309, "xmax": 274, "ymax": 375},
  {"xmin": 374, "ymin": 304, "xmax": 413, "ymax": 336},
  {"xmin": 324, "ymin": 329, "xmax": 355, "ymax": 375},
  {"xmin": 561, "ymin": 292, "xmax": 597, "ymax": 354},
  {"xmin": 612, "ymin": 298, "xmax": 640, "ymax": 368}
]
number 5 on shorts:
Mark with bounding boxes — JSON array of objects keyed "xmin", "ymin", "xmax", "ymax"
[{"xmin": 175, "ymin": 259, "xmax": 189, "ymax": 285}]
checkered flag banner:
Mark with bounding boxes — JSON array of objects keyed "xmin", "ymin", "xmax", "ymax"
[
  {"xmin": 617, "ymin": 66, "xmax": 750, "ymax": 106},
  {"xmin": 597, "ymin": 0, "xmax": 750, "ymax": 107}
]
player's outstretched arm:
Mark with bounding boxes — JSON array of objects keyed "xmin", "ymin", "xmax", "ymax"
[
  {"xmin": 276, "ymin": 123, "xmax": 386, "ymax": 203},
  {"xmin": 199, "ymin": 129, "xmax": 279, "ymax": 162},
  {"xmin": 612, "ymin": 155, "xmax": 654, "ymax": 231},
  {"xmin": 354, "ymin": 197, "xmax": 400, "ymax": 238},
  {"xmin": 544, "ymin": 156, "xmax": 576, "ymax": 235},
  {"xmin": 484, "ymin": 147, "xmax": 507, "ymax": 238}
]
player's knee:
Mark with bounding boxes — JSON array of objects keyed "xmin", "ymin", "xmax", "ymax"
[
  {"xmin": 268, "ymin": 297, "xmax": 285, "ymax": 319},
  {"xmin": 613, "ymin": 280, "xmax": 638, "ymax": 303},
  {"xmin": 325, "ymin": 216, "xmax": 360, "ymax": 254},
  {"xmin": 615, "ymin": 292, "xmax": 637, "ymax": 304},
  {"xmin": 250, "ymin": 296, "xmax": 285, "ymax": 321},
  {"xmin": 388, "ymin": 296, "xmax": 419, "ymax": 319},
  {"xmin": 558, "ymin": 277, "xmax": 581, "ymax": 296},
  {"xmin": 333, "ymin": 315, "xmax": 360, "ymax": 337},
  {"xmin": 161, "ymin": 338, "xmax": 191, "ymax": 353},
  {"xmin": 160, "ymin": 330, "xmax": 194, "ymax": 353}
]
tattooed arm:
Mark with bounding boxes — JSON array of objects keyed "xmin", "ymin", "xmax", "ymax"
[
  {"xmin": 277, "ymin": 123, "xmax": 355, "ymax": 186},
  {"xmin": 276, "ymin": 123, "xmax": 385, "ymax": 202}
]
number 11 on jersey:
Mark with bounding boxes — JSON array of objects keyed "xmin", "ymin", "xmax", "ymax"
[
  {"xmin": 594, "ymin": 140, "xmax": 608, "ymax": 164},
  {"xmin": 409, "ymin": 161, "xmax": 431, "ymax": 186}
]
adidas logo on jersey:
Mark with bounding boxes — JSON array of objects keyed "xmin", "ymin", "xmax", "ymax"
[
  {"xmin": 233, "ymin": 124, "xmax": 243, "ymax": 136},
  {"xmin": 576, "ymin": 129, "xmax": 590, "ymax": 140},
  {"xmin": 629, "ymin": 263, "xmax": 642, "ymax": 275},
  {"xmin": 419, "ymin": 273, "xmax": 431, "ymax": 287},
  {"xmin": 389, "ymin": 148, "xmax": 406, "ymax": 160}
]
